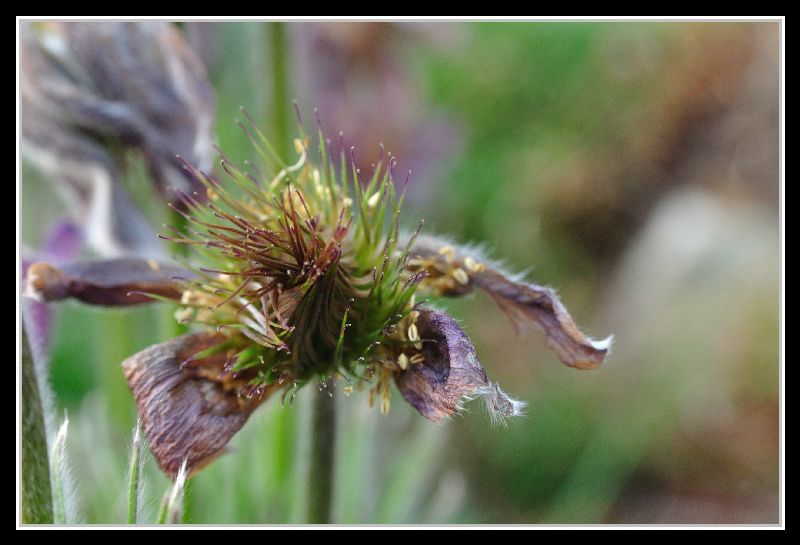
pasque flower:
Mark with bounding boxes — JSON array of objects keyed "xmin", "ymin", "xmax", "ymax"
[{"xmin": 25, "ymin": 118, "xmax": 611, "ymax": 478}]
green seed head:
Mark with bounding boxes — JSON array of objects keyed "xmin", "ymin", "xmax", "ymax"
[{"xmin": 164, "ymin": 116, "xmax": 422, "ymax": 400}]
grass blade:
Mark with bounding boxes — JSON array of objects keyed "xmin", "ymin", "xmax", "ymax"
[
  {"xmin": 50, "ymin": 415, "xmax": 69, "ymax": 524},
  {"xmin": 21, "ymin": 323, "xmax": 54, "ymax": 524},
  {"xmin": 126, "ymin": 420, "xmax": 142, "ymax": 524}
]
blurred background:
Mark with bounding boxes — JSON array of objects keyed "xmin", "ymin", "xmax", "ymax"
[{"xmin": 20, "ymin": 21, "xmax": 780, "ymax": 524}]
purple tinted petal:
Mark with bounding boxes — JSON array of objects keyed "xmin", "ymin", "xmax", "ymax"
[
  {"xmin": 407, "ymin": 235, "xmax": 612, "ymax": 370},
  {"xmin": 394, "ymin": 309, "xmax": 524, "ymax": 423},
  {"xmin": 42, "ymin": 221, "xmax": 83, "ymax": 264},
  {"xmin": 122, "ymin": 332, "xmax": 273, "ymax": 478},
  {"xmin": 24, "ymin": 258, "xmax": 190, "ymax": 306},
  {"xmin": 21, "ymin": 299, "xmax": 52, "ymax": 364},
  {"xmin": 473, "ymin": 269, "xmax": 612, "ymax": 370}
]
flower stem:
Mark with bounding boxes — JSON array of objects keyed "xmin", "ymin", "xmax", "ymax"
[
  {"xmin": 268, "ymin": 21, "xmax": 290, "ymax": 162},
  {"xmin": 49, "ymin": 416, "xmax": 69, "ymax": 524},
  {"xmin": 155, "ymin": 492, "xmax": 169, "ymax": 524},
  {"xmin": 308, "ymin": 391, "xmax": 337, "ymax": 523},
  {"xmin": 21, "ymin": 322, "xmax": 54, "ymax": 523}
]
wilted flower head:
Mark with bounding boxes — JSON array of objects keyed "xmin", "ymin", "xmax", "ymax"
[
  {"xmin": 21, "ymin": 21, "xmax": 215, "ymax": 257},
  {"xmin": 25, "ymin": 115, "xmax": 611, "ymax": 478}
]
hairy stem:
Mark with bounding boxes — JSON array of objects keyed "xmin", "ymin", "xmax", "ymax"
[
  {"xmin": 50, "ymin": 416, "xmax": 69, "ymax": 524},
  {"xmin": 308, "ymin": 391, "xmax": 337, "ymax": 523},
  {"xmin": 155, "ymin": 492, "xmax": 169, "ymax": 524},
  {"xmin": 126, "ymin": 421, "xmax": 141, "ymax": 524},
  {"xmin": 21, "ymin": 322, "xmax": 54, "ymax": 523}
]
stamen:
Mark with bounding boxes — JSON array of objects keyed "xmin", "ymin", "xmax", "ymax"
[
  {"xmin": 452, "ymin": 267, "xmax": 469, "ymax": 285},
  {"xmin": 397, "ymin": 353, "xmax": 409, "ymax": 370}
]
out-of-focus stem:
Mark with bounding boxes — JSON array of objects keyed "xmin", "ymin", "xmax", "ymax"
[
  {"xmin": 21, "ymin": 323, "xmax": 54, "ymax": 524},
  {"xmin": 155, "ymin": 492, "xmax": 169, "ymax": 524},
  {"xmin": 266, "ymin": 19, "xmax": 302, "ymax": 523},
  {"xmin": 268, "ymin": 22, "xmax": 291, "ymax": 162},
  {"xmin": 50, "ymin": 416, "xmax": 69, "ymax": 524},
  {"xmin": 308, "ymin": 391, "xmax": 337, "ymax": 524},
  {"xmin": 126, "ymin": 421, "xmax": 141, "ymax": 524},
  {"xmin": 168, "ymin": 207, "xmax": 189, "ymax": 338}
]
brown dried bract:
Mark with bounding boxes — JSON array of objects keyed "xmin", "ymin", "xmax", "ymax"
[
  {"xmin": 122, "ymin": 332, "xmax": 275, "ymax": 478},
  {"xmin": 24, "ymin": 258, "xmax": 188, "ymax": 306},
  {"xmin": 471, "ymin": 269, "xmax": 609, "ymax": 369},
  {"xmin": 408, "ymin": 236, "xmax": 611, "ymax": 370}
]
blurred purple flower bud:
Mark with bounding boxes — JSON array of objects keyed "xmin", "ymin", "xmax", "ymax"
[
  {"xmin": 21, "ymin": 220, "xmax": 83, "ymax": 359},
  {"xmin": 21, "ymin": 22, "xmax": 215, "ymax": 257}
]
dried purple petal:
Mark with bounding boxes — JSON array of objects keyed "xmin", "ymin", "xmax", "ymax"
[
  {"xmin": 394, "ymin": 309, "xmax": 524, "ymax": 423},
  {"xmin": 40, "ymin": 220, "xmax": 83, "ymax": 264},
  {"xmin": 122, "ymin": 332, "xmax": 273, "ymax": 478},
  {"xmin": 471, "ymin": 269, "xmax": 612, "ymax": 370},
  {"xmin": 24, "ymin": 258, "xmax": 189, "ymax": 306},
  {"xmin": 406, "ymin": 236, "xmax": 612, "ymax": 370},
  {"xmin": 21, "ymin": 220, "xmax": 83, "ymax": 356}
]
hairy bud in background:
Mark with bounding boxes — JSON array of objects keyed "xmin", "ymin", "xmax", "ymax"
[{"xmin": 21, "ymin": 22, "xmax": 215, "ymax": 257}]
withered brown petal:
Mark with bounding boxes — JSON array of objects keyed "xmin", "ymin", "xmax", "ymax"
[
  {"xmin": 24, "ymin": 258, "xmax": 189, "ymax": 306},
  {"xmin": 394, "ymin": 309, "xmax": 524, "ymax": 423},
  {"xmin": 472, "ymin": 270, "xmax": 611, "ymax": 370},
  {"xmin": 408, "ymin": 235, "xmax": 611, "ymax": 370},
  {"xmin": 122, "ymin": 332, "xmax": 271, "ymax": 478}
]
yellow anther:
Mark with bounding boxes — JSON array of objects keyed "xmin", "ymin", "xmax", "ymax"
[
  {"xmin": 207, "ymin": 187, "xmax": 219, "ymax": 201},
  {"xmin": 196, "ymin": 308, "xmax": 213, "ymax": 322},
  {"xmin": 342, "ymin": 197, "xmax": 353, "ymax": 207},
  {"xmin": 464, "ymin": 256, "xmax": 485, "ymax": 272},
  {"xmin": 409, "ymin": 310, "xmax": 420, "ymax": 321},
  {"xmin": 438, "ymin": 245, "xmax": 456, "ymax": 263},
  {"xmin": 174, "ymin": 307, "xmax": 193, "ymax": 323},
  {"xmin": 397, "ymin": 353, "xmax": 409, "ymax": 370},
  {"xmin": 409, "ymin": 354, "xmax": 425, "ymax": 365},
  {"xmin": 293, "ymin": 138, "xmax": 304, "ymax": 155},
  {"xmin": 452, "ymin": 267, "xmax": 469, "ymax": 285},
  {"xmin": 343, "ymin": 385, "xmax": 353, "ymax": 396},
  {"xmin": 180, "ymin": 290, "xmax": 193, "ymax": 305},
  {"xmin": 147, "ymin": 259, "xmax": 160, "ymax": 272},
  {"xmin": 407, "ymin": 323, "xmax": 419, "ymax": 342}
]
